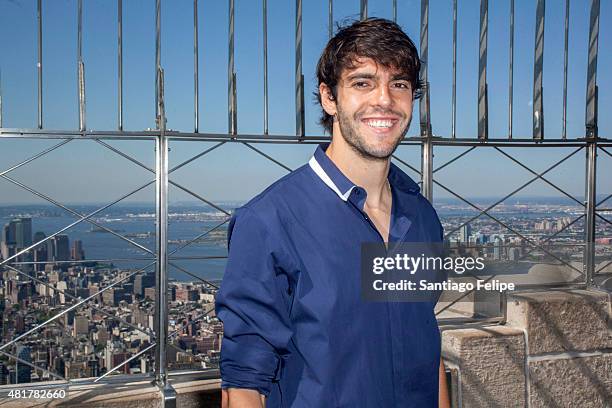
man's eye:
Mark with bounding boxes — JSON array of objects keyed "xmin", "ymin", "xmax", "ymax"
[
  {"xmin": 353, "ymin": 82, "xmax": 370, "ymax": 88},
  {"xmin": 393, "ymin": 82, "xmax": 411, "ymax": 89}
]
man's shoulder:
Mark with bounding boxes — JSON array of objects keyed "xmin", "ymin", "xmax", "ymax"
[{"xmin": 236, "ymin": 163, "xmax": 313, "ymax": 220}]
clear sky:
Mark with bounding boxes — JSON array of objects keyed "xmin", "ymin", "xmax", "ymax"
[{"xmin": 0, "ymin": 0, "xmax": 610, "ymax": 205}]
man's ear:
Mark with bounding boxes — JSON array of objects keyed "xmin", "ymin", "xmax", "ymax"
[{"xmin": 319, "ymin": 83, "xmax": 337, "ymax": 117}]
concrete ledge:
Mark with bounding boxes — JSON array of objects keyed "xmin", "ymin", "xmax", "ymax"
[
  {"xmin": 529, "ymin": 353, "xmax": 612, "ymax": 408},
  {"xmin": 506, "ymin": 289, "xmax": 612, "ymax": 355},
  {"xmin": 442, "ymin": 325, "xmax": 526, "ymax": 408},
  {"xmin": 0, "ymin": 378, "xmax": 221, "ymax": 407}
]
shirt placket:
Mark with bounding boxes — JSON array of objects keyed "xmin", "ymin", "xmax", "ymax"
[{"xmin": 347, "ymin": 187, "xmax": 402, "ymax": 406}]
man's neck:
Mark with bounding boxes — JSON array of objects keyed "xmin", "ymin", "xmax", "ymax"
[{"xmin": 325, "ymin": 136, "xmax": 391, "ymax": 209}]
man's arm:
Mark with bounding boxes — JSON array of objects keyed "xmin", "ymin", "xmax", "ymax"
[
  {"xmin": 222, "ymin": 388, "xmax": 266, "ymax": 408},
  {"xmin": 439, "ymin": 358, "xmax": 451, "ymax": 408},
  {"xmin": 216, "ymin": 207, "xmax": 293, "ymax": 402}
]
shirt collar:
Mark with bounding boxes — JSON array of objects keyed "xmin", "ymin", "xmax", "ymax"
[{"xmin": 308, "ymin": 143, "xmax": 420, "ymax": 202}]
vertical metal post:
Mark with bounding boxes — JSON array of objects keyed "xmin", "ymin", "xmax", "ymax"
[
  {"xmin": 194, "ymin": 0, "xmax": 199, "ymax": 133},
  {"xmin": 155, "ymin": 0, "xmax": 161, "ymax": 124},
  {"xmin": 328, "ymin": 0, "xmax": 333, "ymax": 39},
  {"xmin": 584, "ymin": 142, "xmax": 597, "ymax": 287},
  {"xmin": 295, "ymin": 0, "xmax": 304, "ymax": 138},
  {"xmin": 585, "ymin": 0, "xmax": 599, "ymax": 139},
  {"xmin": 420, "ymin": 0, "xmax": 432, "ymax": 202},
  {"xmin": 584, "ymin": 0, "xmax": 599, "ymax": 288},
  {"xmin": 228, "ymin": 0, "xmax": 236, "ymax": 135},
  {"xmin": 508, "ymin": 0, "xmax": 514, "ymax": 139},
  {"xmin": 562, "ymin": 0, "xmax": 570, "ymax": 140},
  {"xmin": 419, "ymin": 0, "xmax": 431, "ymax": 138},
  {"xmin": 37, "ymin": 0, "xmax": 43, "ymax": 129},
  {"xmin": 263, "ymin": 0, "xmax": 269, "ymax": 135},
  {"xmin": 77, "ymin": 0, "xmax": 86, "ymax": 132},
  {"xmin": 154, "ymin": 68, "xmax": 175, "ymax": 407},
  {"xmin": 451, "ymin": 0, "xmax": 457, "ymax": 139},
  {"xmin": 478, "ymin": 0, "xmax": 488, "ymax": 140},
  {"xmin": 533, "ymin": 0, "xmax": 545, "ymax": 140},
  {"xmin": 118, "ymin": 0, "xmax": 123, "ymax": 131},
  {"xmin": 393, "ymin": 0, "xmax": 397, "ymax": 23},
  {"xmin": 0, "ymin": 69, "xmax": 3, "ymax": 128},
  {"xmin": 360, "ymin": 0, "xmax": 367, "ymax": 20}
]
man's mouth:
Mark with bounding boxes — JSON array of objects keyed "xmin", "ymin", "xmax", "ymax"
[{"xmin": 362, "ymin": 118, "xmax": 398, "ymax": 130}]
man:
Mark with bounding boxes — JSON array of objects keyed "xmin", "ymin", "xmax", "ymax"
[{"xmin": 216, "ymin": 18, "xmax": 450, "ymax": 407}]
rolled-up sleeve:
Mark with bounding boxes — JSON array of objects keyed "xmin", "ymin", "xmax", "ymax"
[{"xmin": 215, "ymin": 206, "xmax": 293, "ymax": 396}]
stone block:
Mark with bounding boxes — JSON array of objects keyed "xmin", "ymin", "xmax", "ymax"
[
  {"xmin": 506, "ymin": 289, "xmax": 611, "ymax": 355},
  {"xmin": 442, "ymin": 326, "xmax": 526, "ymax": 408},
  {"xmin": 529, "ymin": 353, "xmax": 612, "ymax": 408}
]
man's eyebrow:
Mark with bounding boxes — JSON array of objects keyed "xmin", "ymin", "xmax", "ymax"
[
  {"xmin": 345, "ymin": 72, "xmax": 376, "ymax": 81},
  {"xmin": 391, "ymin": 74, "xmax": 411, "ymax": 81}
]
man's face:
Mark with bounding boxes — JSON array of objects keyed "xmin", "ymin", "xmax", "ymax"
[{"xmin": 327, "ymin": 58, "xmax": 414, "ymax": 160}]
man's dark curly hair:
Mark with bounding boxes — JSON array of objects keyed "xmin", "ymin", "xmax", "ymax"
[{"xmin": 315, "ymin": 18, "xmax": 423, "ymax": 135}]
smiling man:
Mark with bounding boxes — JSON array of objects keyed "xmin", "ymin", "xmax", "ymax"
[{"xmin": 216, "ymin": 18, "xmax": 450, "ymax": 408}]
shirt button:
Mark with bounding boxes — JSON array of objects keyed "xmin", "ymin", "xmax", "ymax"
[{"xmin": 355, "ymin": 189, "xmax": 361, "ymax": 195}]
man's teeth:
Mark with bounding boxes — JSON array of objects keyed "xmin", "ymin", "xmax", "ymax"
[{"xmin": 365, "ymin": 119, "xmax": 393, "ymax": 128}]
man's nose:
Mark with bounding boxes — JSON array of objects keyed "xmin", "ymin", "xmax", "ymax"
[{"xmin": 374, "ymin": 84, "xmax": 393, "ymax": 108}]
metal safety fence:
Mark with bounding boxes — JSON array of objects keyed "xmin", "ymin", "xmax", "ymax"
[{"xmin": 0, "ymin": 0, "xmax": 610, "ymax": 405}]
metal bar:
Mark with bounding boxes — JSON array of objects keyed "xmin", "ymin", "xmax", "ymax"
[
  {"xmin": 78, "ymin": 61, "xmax": 86, "ymax": 131},
  {"xmin": 419, "ymin": 0, "xmax": 430, "ymax": 138},
  {"xmin": 77, "ymin": 0, "xmax": 85, "ymax": 131},
  {"xmin": 562, "ymin": 0, "xmax": 570, "ymax": 139},
  {"xmin": 596, "ymin": 192, "xmax": 612, "ymax": 207},
  {"xmin": 4, "ymin": 263, "xmax": 154, "ymax": 340},
  {"xmin": 242, "ymin": 142, "xmax": 293, "ymax": 172},
  {"xmin": 10, "ymin": 258, "xmax": 154, "ymax": 265},
  {"xmin": 509, "ymin": 0, "xmax": 514, "ymax": 139},
  {"xmin": 169, "ymin": 180, "xmax": 231, "ymax": 216},
  {"xmin": 435, "ymin": 173, "xmax": 585, "ymax": 276},
  {"xmin": 393, "ymin": 0, "xmax": 397, "ymax": 23},
  {"xmin": 0, "ymin": 68, "xmax": 3, "ymax": 128},
  {"xmin": 194, "ymin": 0, "xmax": 199, "ymax": 133},
  {"xmin": 478, "ymin": 0, "xmax": 488, "ymax": 140},
  {"xmin": 94, "ymin": 138, "xmax": 232, "ymax": 219},
  {"xmin": 154, "ymin": 66, "xmax": 170, "ymax": 389},
  {"xmin": 0, "ymin": 173, "xmax": 154, "ymax": 255},
  {"xmin": 155, "ymin": 0, "xmax": 161, "ymax": 123},
  {"xmin": 360, "ymin": 0, "xmax": 367, "ymax": 20},
  {"xmin": 168, "ymin": 218, "xmax": 230, "ymax": 257},
  {"xmin": 95, "ymin": 343, "xmax": 156, "ymax": 382},
  {"xmin": 295, "ymin": 0, "xmax": 304, "ymax": 138},
  {"xmin": 440, "ymin": 147, "xmax": 584, "ymax": 237},
  {"xmin": 0, "ymin": 264, "xmax": 152, "ymax": 352},
  {"xmin": 328, "ymin": 0, "xmax": 333, "ymax": 39},
  {"xmin": 37, "ymin": 0, "xmax": 43, "ymax": 129},
  {"xmin": 452, "ymin": 0, "xmax": 457, "ymax": 139},
  {"xmin": 433, "ymin": 146, "xmax": 476, "ymax": 174},
  {"xmin": 533, "ymin": 0, "xmax": 545, "ymax": 140},
  {"xmin": 168, "ymin": 141, "xmax": 225, "ymax": 173},
  {"xmin": 392, "ymin": 154, "xmax": 422, "ymax": 176},
  {"xmin": 228, "ymin": 0, "xmax": 236, "ymax": 135},
  {"xmin": 0, "ymin": 349, "xmax": 66, "ymax": 382},
  {"xmin": 168, "ymin": 262, "xmax": 219, "ymax": 290},
  {"xmin": 0, "ymin": 139, "xmax": 72, "ymax": 177},
  {"xmin": 118, "ymin": 0, "xmax": 123, "ymax": 130},
  {"xmin": 586, "ymin": 0, "xmax": 599, "ymax": 139},
  {"xmin": 0, "ymin": 180, "xmax": 155, "ymax": 267},
  {"xmin": 263, "ymin": 0, "xmax": 269, "ymax": 135},
  {"xmin": 494, "ymin": 146, "xmax": 585, "ymax": 206},
  {"xmin": 585, "ymin": 141, "xmax": 597, "ymax": 286},
  {"xmin": 421, "ymin": 138, "xmax": 433, "ymax": 201}
]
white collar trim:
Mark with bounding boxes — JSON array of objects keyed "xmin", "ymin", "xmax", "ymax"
[{"xmin": 308, "ymin": 156, "xmax": 355, "ymax": 201}]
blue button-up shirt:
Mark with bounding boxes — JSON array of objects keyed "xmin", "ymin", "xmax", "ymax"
[{"xmin": 216, "ymin": 144, "xmax": 445, "ymax": 407}]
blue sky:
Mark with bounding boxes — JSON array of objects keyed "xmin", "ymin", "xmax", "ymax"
[{"xmin": 0, "ymin": 0, "xmax": 610, "ymax": 205}]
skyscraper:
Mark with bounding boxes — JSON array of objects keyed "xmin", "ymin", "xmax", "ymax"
[
  {"xmin": 460, "ymin": 224, "xmax": 472, "ymax": 244},
  {"xmin": 71, "ymin": 240, "xmax": 85, "ymax": 261},
  {"xmin": 15, "ymin": 345, "xmax": 32, "ymax": 384}
]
